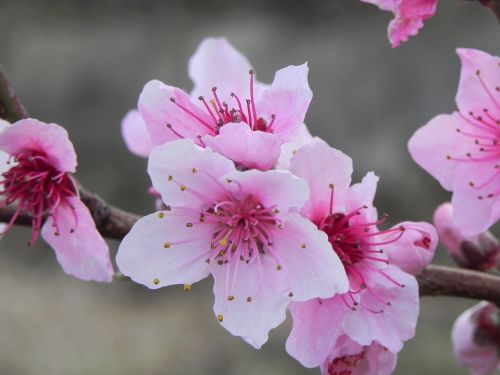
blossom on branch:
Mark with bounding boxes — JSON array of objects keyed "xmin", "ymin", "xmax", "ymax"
[
  {"xmin": 284, "ymin": 142, "xmax": 437, "ymax": 368},
  {"xmin": 452, "ymin": 302, "xmax": 500, "ymax": 375},
  {"xmin": 116, "ymin": 139, "xmax": 348, "ymax": 348},
  {"xmin": 409, "ymin": 48, "xmax": 500, "ymax": 236},
  {"xmin": 434, "ymin": 202, "xmax": 500, "ymax": 271},
  {"xmin": 0, "ymin": 118, "xmax": 113, "ymax": 282},
  {"xmin": 361, "ymin": 0, "xmax": 438, "ymax": 48},
  {"xmin": 138, "ymin": 37, "xmax": 312, "ymax": 170}
]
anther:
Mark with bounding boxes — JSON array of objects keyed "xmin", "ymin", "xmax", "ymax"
[
  {"xmin": 246, "ymin": 297, "xmax": 252, "ymax": 303},
  {"xmin": 153, "ymin": 278, "xmax": 160, "ymax": 285},
  {"xmin": 180, "ymin": 185, "xmax": 187, "ymax": 191},
  {"xmin": 163, "ymin": 242, "xmax": 171, "ymax": 249},
  {"xmin": 227, "ymin": 295, "xmax": 235, "ymax": 301},
  {"xmin": 186, "ymin": 223, "xmax": 193, "ymax": 227},
  {"xmin": 157, "ymin": 212, "xmax": 165, "ymax": 219},
  {"xmin": 183, "ymin": 284, "xmax": 192, "ymax": 291},
  {"xmin": 217, "ymin": 314, "xmax": 224, "ymax": 322}
]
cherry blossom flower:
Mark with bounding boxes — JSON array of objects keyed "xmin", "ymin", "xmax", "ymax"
[
  {"xmin": 434, "ymin": 202, "xmax": 500, "ymax": 271},
  {"xmin": 121, "ymin": 109, "xmax": 154, "ymax": 158},
  {"xmin": 320, "ymin": 334, "xmax": 397, "ymax": 375},
  {"xmin": 116, "ymin": 139, "xmax": 348, "ymax": 348},
  {"xmin": 138, "ymin": 37, "xmax": 312, "ymax": 171},
  {"xmin": 361, "ymin": 0, "xmax": 438, "ymax": 48},
  {"xmin": 0, "ymin": 118, "xmax": 113, "ymax": 282},
  {"xmin": 284, "ymin": 142, "xmax": 436, "ymax": 368},
  {"xmin": 452, "ymin": 302, "xmax": 500, "ymax": 375},
  {"xmin": 408, "ymin": 48, "xmax": 500, "ymax": 236}
]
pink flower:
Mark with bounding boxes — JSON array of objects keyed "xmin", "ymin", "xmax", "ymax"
[
  {"xmin": 452, "ymin": 302, "xmax": 500, "ymax": 375},
  {"xmin": 361, "ymin": 0, "xmax": 438, "ymax": 48},
  {"xmin": 320, "ymin": 334, "xmax": 397, "ymax": 375},
  {"xmin": 408, "ymin": 49, "xmax": 500, "ymax": 236},
  {"xmin": 285, "ymin": 142, "xmax": 435, "ymax": 368},
  {"xmin": 138, "ymin": 37, "xmax": 312, "ymax": 171},
  {"xmin": 121, "ymin": 109, "xmax": 154, "ymax": 158},
  {"xmin": 116, "ymin": 139, "xmax": 348, "ymax": 348},
  {"xmin": 0, "ymin": 119, "xmax": 113, "ymax": 282},
  {"xmin": 434, "ymin": 202, "xmax": 500, "ymax": 271}
]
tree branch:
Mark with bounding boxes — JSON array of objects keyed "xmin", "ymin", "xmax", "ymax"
[{"xmin": 1, "ymin": 64, "xmax": 500, "ymax": 305}]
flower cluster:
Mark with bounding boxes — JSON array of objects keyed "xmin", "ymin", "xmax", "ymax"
[{"xmin": 118, "ymin": 37, "xmax": 438, "ymax": 374}]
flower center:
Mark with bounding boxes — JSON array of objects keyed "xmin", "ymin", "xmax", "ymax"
[
  {"xmin": 326, "ymin": 350, "xmax": 366, "ymax": 375},
  {"xmin": 168, "ymin": 70, "xmax": 276, "ymax": 141},
  {"xmin": 0, "ymin": 151, "xmax": 77, "ymax": 244},
  {"xmin": 447, "ymin": 68, "xmax": 500, "ymax": 200}
]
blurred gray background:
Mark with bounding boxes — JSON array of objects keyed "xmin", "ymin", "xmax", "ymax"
[{"xmin": 0, "ymin": 1, "xmax": 499, "ymax": 374}]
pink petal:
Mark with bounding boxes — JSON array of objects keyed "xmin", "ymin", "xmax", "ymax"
[
  {"xmin": 202, "ymin": 122, "xmax": 281, "ymax": 171},
  {"xmin": 383, "ymin": 221, "xmax": 438, "ymax": 275},
  {"xmin": 138, "ymin": 80, "xmax": 214, "ymax": 146},
  {"xmin": 360, "ymin": 0, "xmax": 397, "ymax": 11},
  {"xmin": 276, "ymin": 123, "xmax": 323, "ymax": 170},
  {"xmin": 222, "ymin": 169, "xmax": 309, "ymax": 222},
  {"xmin": 452, "ymin": 302, "xmax": 500, "ymax": 375},
  {"xmin": 271, "ymin": 213, "xmax": 349, "ymax": 300},
  {"xmin": 188, "ymin": 37, "xmax": 254, "ymax": 102},
  {"xmin": 116, "ymin": 208, "xmax": 214, "ymax": 289},
  {"xmin": 286, "ymin": 297, "xmax": 348, "ymax": 368},
  {"xmin": 342, "ymin": 265, "xmax": 419, "ymax": 353},
  {"xmin": 388, "ymin": 0, "xmax": 438, "ymax": 48},
  {"xmin": 408, "ymin": 112, "xmax": 471, "ymax": 191},
  {"xmin": 321, "ymin": 336, "xmax": 398, "ymax": 375},
  {"xmin": 258, "ymin": 63, "xmax": 313, "ymax": 143},
  {"xmin": 451, "ymin": 163, "xmax": 500, "ymax": 236},
  {"xmin": 41, "ymin": 197, "xmax": 113, "ymax": 282},
  {"xmin": 0, "ymin": 118, "xmax": 77, "ymax": 173},
  {"xmin": 346, "ymin": 172, "xmax": 379, "ymax": 224},
  {"xmin": 120, "ymin": 109, "xmax": 154, "ymax": 158},
  {"xmin": 147, "ymin": 139, "xmax": 235, "ymax": 209},
  {"xmin": 0, "ymin": 119, "xmax": 10, "ymax": 177},
  {"xmin": 290, "ymin": 142, "xmax": 353, "ymax": 223},
  {"xmin": 211, "ymin": 255, "xmax": 289, "ymax": 349},
  {"xmin": 456, "ymin": 49, "xmax": 500, "ymax": 120}
]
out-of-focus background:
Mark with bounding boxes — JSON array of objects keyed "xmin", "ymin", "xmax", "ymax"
[{"xmin": 0, "ymin": 1, "xmax": 498, "ymax": 374}]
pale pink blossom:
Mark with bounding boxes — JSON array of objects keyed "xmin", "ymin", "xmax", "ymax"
[
  {"xmin": 320, "ymin": 334, "xmax": 397, "ymax": 375},
  {"xmin": 138, "ymin": 37, "xmax": 312, "ymax": 171},
  {"xmin": 361, "ymin": 0, "xmax": 438, "ymax": 48},
  {"xmin": 116, "ymin": 139, "xmax": 348, "ymax": 348},
  {"xmin": 121, "ymin": 109, "xmax": 154, "ymax": 158},
  {"xmin": 452, "ymin": 302, "xmax": 500, "ymax": 375},
  {"xmin": 285, "ymin": 142, "xmax": 435, "ymax": 368},
  {"xmin": 0, "ymin": 118, "xmax": 113, "ymax": 282},
  {"xmin": 434, "ymin": 202, "xmax": 500, "ymax": 270},
  {"xmin": 409, "ymin": 49, "xmax": 500, "ymax": 236}
]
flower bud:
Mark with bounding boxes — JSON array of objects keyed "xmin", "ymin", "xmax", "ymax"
[{"xmin": 433, "ymin": 203, "xmax": 500, "ymax": 271}]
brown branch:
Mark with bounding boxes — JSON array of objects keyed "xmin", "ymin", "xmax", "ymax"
[
  {"xmin": 0, "ymin": 66, "xmax": 28, "ymax": 123},
  {"xmin": 1, "ymin": 65, "xmax": 500, "ymax": 305}
]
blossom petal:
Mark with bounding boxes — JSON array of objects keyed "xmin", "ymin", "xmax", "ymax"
[
  {"xmin": 271, "ymin": 213, "xmax": 349, "ymax": 300},
  {"xmin": 384, "ymin": 221, "xmax": 438, "ymax": 275},
  {"xmin": 451, "ymin": 163, "xmax": 500, "ymax": 236},
  {"xmin": 342, "ymin": 265, "xmax": 419, "ymax": 353},
  {"xmin": 121, "ymin": 109, "xmax": 155, "ymax": 157},
  {"xmin": 276, "ymin": 123, "xmax": 323, "ymax": 170},
  {"xmin": 291, "ymin": 142, "xmax": 353, "ymax": 223},
  {"xmin": 346, "ymin": 172, "xmax": 379, "ymax": 224},
  {"xmin": 258, "ymin": 63, "xmax": 313, "ymax": 143},
  {"xmin": 286, "ymin": 297, "xmax": 348, "ymax": 368},
  {"xmin": 203, "ymin": 122, "xmax": 281, "ymax": 171},
  {"xmin": 0, "ymin": 118, "xmax": 77, "ymax": 173},
  {"xmin": 189, "ymin": 37, "xmax": 254, "ymax": 101},
  {"xmin": 41, "ymin": 197, "xmax": 113, "ymax": 282},
  {"xmin": 222, "ymin": 169, "xmax": 309, "ymax": 222},
  {"xmin": 116, "ymin": 208, "xmax": 214, "ymax": 289},
  {"xmin": 408, "ymin": 112, "xmax": 473, "ymax": 191},
  {"xmin": 456, "ymin": 48, "xmax": 500, "ymax": 120},
  {"xmin": 0, "ymin": 119, "xmax": 10, "ymax": 177},
  {"xmin": 452, "ymin": 302, "xmax": 500, "ymax": 375},
  {"xmin": 211, "ymin": 254, "xmax": 289, "ymax": 348},
  {"xmin": 148, "ymin": 139, "xmax": 235, "ymax": 209},
  {"xmin": 138, "ymin": 80, "xmax": 214, "ymax": 146}
]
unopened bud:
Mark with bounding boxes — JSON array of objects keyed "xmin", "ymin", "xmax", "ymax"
[{"xmin": 433, "ymin": 203, "xmax": 500, "ymax": 271}]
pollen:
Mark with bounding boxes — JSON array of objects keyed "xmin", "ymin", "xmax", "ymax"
[
  {"xmin": 219, "ymin": 238, "xmax": 228, "ymax": 247},
  {"xmin": 183, "ymin": 284, "xmax": 192, "ymax": 291},
  {"xmin": 217, "ymin": 314, "xmax": 224, "ymax": 322},
  {"xmin": 153, "ymin": 278, "xmax": 160, "ymax": 285}
]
